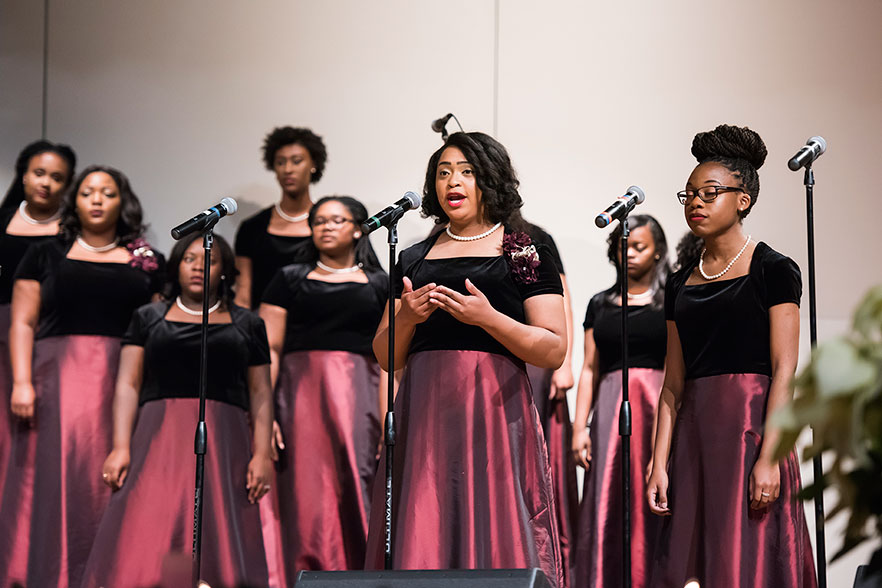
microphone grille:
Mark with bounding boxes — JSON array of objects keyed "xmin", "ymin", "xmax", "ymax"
[
  {"xmin": 627, "ymin": 185, "xmax": 646, "ymax": 204},
  {"xmin": 809, "ymin": 136, "xmax": 827, "ymax": 155},
  {"xmin": 403, "ymin": 191, "xmax": 422, "ymax": 209},
  {"xmin": 220, "ymin": 197, "xmax": 238, "ymax": 215}
]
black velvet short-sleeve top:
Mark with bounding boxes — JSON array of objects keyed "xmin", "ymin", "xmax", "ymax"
[
  {"xmin": 665, "ymin": 241, "xmax": 802, "ymax": 380},
  {"xmin": 262, "ymin": 263, "xmax": 388, "ymax": 356},
  {"xmin": 124, "ymin": 302, "xmax": 270, "ymax": 410},
  {"xmin": 583, "ymin": 292, "xmax": 666, "ymax": 375},
  {"xmin": 394, "ymin": 229, "xmax": 563, "ymax": 361},
  {"xmin": 234, "ymin": 207, "xmax": 311, "ymax": 308},
  {"xmin": 14, "ymin": 238, "xmax": 165, "ymax": 339},
  {"xmin": 0, "ymin": 206, "xmax": 57, "ymax": 305}
]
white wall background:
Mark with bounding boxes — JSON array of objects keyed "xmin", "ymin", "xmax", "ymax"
[{"xmin": 2, "ymin": 0, "xmax": 880, "ymax": 583}]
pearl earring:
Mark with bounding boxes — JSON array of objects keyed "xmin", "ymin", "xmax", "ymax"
[{"xmin": 310, "ymin": 168, "xmax": 316, "ymax": 173}]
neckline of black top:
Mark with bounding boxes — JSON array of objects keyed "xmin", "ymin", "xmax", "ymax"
[
  {"xmin": 65, "ymin": 257, "xmax": 129, "ymax": 266},
  {"xmin": 683, "ymin": 240, "xmax": 763, "ymax": 288},
  {"xmin": 424, "ymin": 255, "xmax": 503, "ymax": 261},
  {"xmin": 304, "ymin": 276, "xmax": 370, "ymax": 285}
]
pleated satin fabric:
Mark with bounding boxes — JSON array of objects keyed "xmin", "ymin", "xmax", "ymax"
[
  {"xmin": 527, "ymin": 363, "xmax": 579, "ymax": 588},
  {"xmin": 573, "ymin": 368, "xmax": 663, "ymax": 588},
  {"xmin": 649, "ymin": 374, "xmax": 817, "ymax": 588},
  {"xmin": 0, "ymin": 305, "xmax": 12, "ymax": 491},
  {"xmin": 365, "ymin": 350, "xmax": 564, "ymax": 588},
  {"xmin": 272, "ymin": 350, "xmax": 381, "ymax": 579},
  {"xmin": 0, "ymin": 335, "xmax": 118, "ymax": 588},
  {"xmin": 81, "ymin": 398, "xmax": 268, "ymax": 588}
]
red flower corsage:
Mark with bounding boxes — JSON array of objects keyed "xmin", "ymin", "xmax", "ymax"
[
  {"xmin": 127, "ymin": 238, "xmax": 159, "ymax": 272},
  {"xmin": 503, "ymin": 231, "xmax": 540, "ymax": 284}
]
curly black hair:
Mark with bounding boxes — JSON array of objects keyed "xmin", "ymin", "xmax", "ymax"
[
  {"xmin": 604, "ymin": 214, "xmax": 670, "ymax": 309},
  {"xmin": 163, "ymin": 232, "xmax": 238, "ymax": 307},
  {"xmin": 422, "ymin": 132, "xmax": 526, "ymax": 230},
  {"xmin": 59, "ymin": 165, "xmax": 146, "ymax": 246},
  {"xmin": 691, "ymin": 124, "xmax": 767, "ymax": 219},
  {"xmin": 304, "ymin": 195, "xmax": 382, "ymax": 271},
  {"xmin": 261, "ymin": 126, "xmax": 327, "ymax": 182},
  {"xmin": 674, "ymin": 231, "xmax": 704, "ymax": 272},
  {"xmin": 1, "ymin": 140, "xmax": 77, "ymax": 210}
]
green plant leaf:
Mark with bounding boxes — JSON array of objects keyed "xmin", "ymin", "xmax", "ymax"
[{"xmin": 813, "ymin": 339, "xmax": 876, "ymax": 398}]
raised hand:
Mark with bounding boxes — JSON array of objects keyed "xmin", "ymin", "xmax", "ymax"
[
  {"xmin": 428, "ymin": 279, "xmax": 496, "ymax": 327},
  {"xmin": 398, "ymin": 277, "xmax": 438, "ymax": 325}
]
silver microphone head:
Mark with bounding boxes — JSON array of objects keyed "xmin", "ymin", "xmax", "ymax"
[
  {"xmin": 403, "ymin": 191, "xmax": 422, "ymax": 209},
  {"xmin": 627, "ymin": 186, "xmax": 646, "ymax": 204},
  {"xmin": 808, "ymin": 136, "xmax": 827, "ymax": 156},
  {"xmin": 220, "ymin": 197, "xmax": 238, "ymax": 215}
]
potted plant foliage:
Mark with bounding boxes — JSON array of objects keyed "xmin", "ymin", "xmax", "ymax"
[{"xmin": 774, "ymin": 285, "xmax": 882, "ymax": 586}]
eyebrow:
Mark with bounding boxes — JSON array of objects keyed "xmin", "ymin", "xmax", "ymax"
[{"xmin": 438, "ymin": 160, "xmax": 470, "ymax": 166}]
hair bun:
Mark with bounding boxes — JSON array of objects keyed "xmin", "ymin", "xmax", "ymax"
[{"xmin": 691, "ymin": 124, "xmax": 767, "ymax": 170}]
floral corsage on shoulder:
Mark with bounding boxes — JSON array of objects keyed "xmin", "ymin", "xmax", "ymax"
[
  {"xmin": 127, "ymin": 238, "xmax": 160, "ymax": 272},
  {"xmin": 502, "ymin": 231, "xmax": 541, "ymax": 284}
]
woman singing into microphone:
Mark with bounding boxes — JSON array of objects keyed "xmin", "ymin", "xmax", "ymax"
[
  {"xmin": 646, "ymin": 124, "xmax": 816, "ymax": 587},
  {"xmin": 365, "ymin": 132, "xmax": 567, "ymax": 587}
]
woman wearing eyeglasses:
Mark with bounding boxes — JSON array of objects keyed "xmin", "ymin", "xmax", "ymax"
[
  {"xmin": 646, "ymin": 125, "xmax": 816, "ymax": 587},
  {"xmin": 259, "ymin": 195, "xmax": 387, "ymax": 577}
]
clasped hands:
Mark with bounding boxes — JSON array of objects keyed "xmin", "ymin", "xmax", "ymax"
[{"xmin": 399, "ymin": 276, "xmax": 494, "ymax": 327}]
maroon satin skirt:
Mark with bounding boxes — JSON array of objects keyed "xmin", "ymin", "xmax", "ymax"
[
  {"xmin": 365, "ymin": 350, "xmax": 563, "ymax": 588},
  {"xmin": 0, "ymin": 305, "xmax": 11, "ymax": 491},
  {"xmin": 80, "ymin": 398, "xmax": 269, "ymax": 588},
  {"xmin": 273, "ymin": 350, "xmax": 381, "ymax": 578},
  {"xmin": 573, "ymin": 368, "xmax": 663, "ymax": 588},
  {"xmin": 649, "ymin": 374, "xmax": 817, "ymax": 587},
  {"xmin": 0, "ymin": 335, "xmax": 118, "ymax": 588},
  {"xmin": 527, "ymin": 363, "xmax": 579, "ymax": 588}
]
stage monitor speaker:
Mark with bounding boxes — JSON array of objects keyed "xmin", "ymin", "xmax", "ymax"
[{"xmin": 294, "ymin": 568, "xmax": 553, "ymax": 587}]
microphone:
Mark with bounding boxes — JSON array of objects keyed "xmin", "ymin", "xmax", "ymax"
[
  {"xmin": 361, "ymin": 192, "xmax": 422, "ymax": 235},
  {"xmin": 788, "ymin": 136, "xmax": 827, "ymax": 171},
  {"xmin": 170, "ymin": 197, "xmax": 238, "ymax": 240},
  {"xmin": 595, "ymin": 186, "xmax": 645, "ymax": 228},
  {"xmin": 431, "ymin": 113, "xmax": 453, "ymax": 134}
]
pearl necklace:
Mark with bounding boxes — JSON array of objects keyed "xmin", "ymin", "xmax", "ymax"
[
  {"xmin": 176, "ymin": 296, "xmax": 221, "ymax": 316},
  {"xmin": 274, "ymin": 202, "xmax": 309, "ymax": 223},
  {"xmin": 77, "ymin": 235, "xmax": 120, "ymax": 253},
  {"xmin": 19, "ymin": 201, "xmax": 61, "ymax": 225},
  {"xmin": 699, "ymin": 234, "xmax": 751, "ymax": 280},
  {"xmin": 445, "ymin": 222, "xmax": 502, "ymax": 242},
  {"xmin": 627, "ymin": 288, "xmax": 655, "ymax": 300},
  {"xmin": 316, "ymin": 260, "xmax": 361, "ymax": 274}
]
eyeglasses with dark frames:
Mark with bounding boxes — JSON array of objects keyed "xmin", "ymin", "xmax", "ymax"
[
  {"xmin": 311, "ymin": 216, "xmax": 355, "ymax": 228},
  {"xmin": 677, "ymin": 186, "xmax": 747, "ymax": 205}
]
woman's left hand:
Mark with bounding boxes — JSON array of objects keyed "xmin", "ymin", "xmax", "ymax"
[
  {"xmin": 749, "ymin": 457, "xmax": 780, "ymax": 510},
  {"xmin": 246, "ymin": 454, "xmax": 274, "ymax": 504},
  {"xmin": 429, "ymin": 279, "xmax": 496, "ymax": 328}
]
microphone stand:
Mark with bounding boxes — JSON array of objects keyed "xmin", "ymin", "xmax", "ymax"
[
  {"xmin": 618, "ymin": 216, "xmax": 633, "ymax": 588},
  {"xmin": 803, "ymin": 164, "xmax": 827, "ymax": 587},
  {"xmin": 191, "ymin": 227, "xmax": 215, "ymax": 587},
  {"xmin": 383, "ymin": 220, "xmax": 400, "ymax": 570}
]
